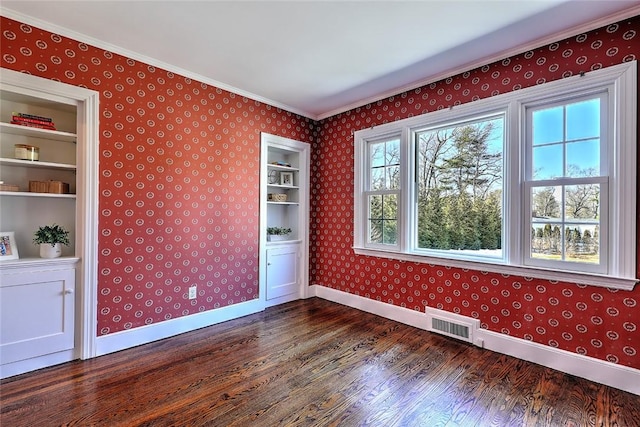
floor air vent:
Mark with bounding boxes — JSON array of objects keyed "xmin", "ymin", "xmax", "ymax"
[
  {"xmin": 432, "ymin": 317, "xmax": 470, "ymax": 340},
  {"xmin": 426, "ymin": 307, "xmax": 479, "ymax": 345}
]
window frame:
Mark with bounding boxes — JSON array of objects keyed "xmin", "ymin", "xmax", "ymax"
[
  {"xmin": 353, "ymin": 61, "xmax": 637, "ymax": 290},
  {"xmin": 409, "ymin": 111, "xmax": 508, "ymax": 262},
  {"xmin": 523, "ymin": 91, "xmax": 609, "ymax": 275},
  {"xmin": 363, "ymin": 134, "xmax": 402, "ymax": 252}
]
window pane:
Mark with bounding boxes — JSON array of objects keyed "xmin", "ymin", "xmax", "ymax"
[
  {"xmin": 567, "ymin": 139, "xmax": 600, "ymax": 177},
  {"xmin": 533, "ymin": 106, "xmax": 563, "ymax": 145},
  {"xmin": 566, "ymin": 98, "xmax": 600, "ymax": 141},
  {"xmin": 565, "ymin": 184, "xmax": 600, "ymax": 220},
  {"xmin": 382, "ymin": 194, "xmax": 398, "ymax": 245},
  {"xmin": 368, "ymin": 194, "xmax": 397, "ymax": 245},
  {"xmin": 386, "ymin": 139, "xmax": 400, "ymax": 164},
  {"xmin": 532, "ymin": 144, "xmax": 563, "ymax": 180},
  {"xmin": 369, "ymin": 219, "xmax": 383, "ymax": 244},
  {"xmin": 386, "ymin": 165, "xmax": 400, "ymax": 189},
  {"xmin": 565, "ymin": 224, "xmax": 599, "ymax": 264},
  {"xmin": 370, "ymin": 142, "xmax": 385, "ymax": 167},
  {"xmin": 531, "ymin": 96, "xmax": 602, "ymax": 181},
  {"xmin": 384, "ymin": 194, "xmax": 398, "ymax": 218},
  {"xmin": 383, "ymin": 220, "xmax": 397, "ymax": 244},
  {"xmin": 531, "ymin": 222, "xmax": 563, "ymax": 260},
  {"xmin": 416, "ymin": 116, "xmax": 503, "ymax": 255},
  {"xmin": 369, "ymin": 195, "xmax": 382, "ymax": 219},
  {"xmin": 530, "ymin": 183, "xmax": 601, "ymax": 264},
  {"xmin": 371, "ymin": 167, "xmax": 385, "ymax": 191},
  {"xmin": 532, "ymin": 186, "xmax": 561, "ymax": 220},
  {"xmin": 369, "ymin": 139, "xmax": 400, "ymax": 190}
]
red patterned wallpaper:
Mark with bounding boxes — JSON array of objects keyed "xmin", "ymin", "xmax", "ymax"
[
  {"xmin": 1, "ymin": 17, "xmax": 315, "ymax": 335},
  {"xmin": 2, "ymin": 14, "xmax": 639, "ymax": 370},
  {"xmin": 310, "ymin": 16, "xmax": 640, "ymax": 369}
]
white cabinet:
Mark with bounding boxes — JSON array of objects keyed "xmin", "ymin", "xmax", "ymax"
[
  {"xmin": 0, "ymin": 68, "xmax": 99, "ymax": 378},
  {"xmin": 266, "ymin": 243, "xmax": 300, "ymax": 300},
  {"xmin": 260, "ymin": 133, "xmax": 310, "ymax": 307},
  {"xmin": 0, "ymin": 262, "xmax": 76, "ymax": 378}
]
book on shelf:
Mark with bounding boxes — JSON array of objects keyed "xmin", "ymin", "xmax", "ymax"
[
  {"xmin": 270, "ymin": 161, "xmax": 292, "ymax": 167},
  {"xmin": 11, "ymin": 115, "xmax": 56, "ymax": 127},
  {"xmin": 12, "ymin": 112, "xmax": 53, "ymax": 123},
  {"xmin": 10, "ymin": 118, "xmax": 57, "ymax": 130}
]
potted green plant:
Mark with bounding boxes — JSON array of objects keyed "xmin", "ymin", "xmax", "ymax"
[
  {"xmin": 33, "ymin": 224, "xmax": 70, "ymax": 258},
  {"xmin": 267, "ymin": 226, "xmax": 292, "ymax": 242}
]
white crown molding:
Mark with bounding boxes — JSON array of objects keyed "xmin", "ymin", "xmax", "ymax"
[
  {"xmin": 3, "ymin": 5, "xmax": 639, "ymax": 122},
  {"xmin": 316, "ymin": 4, "xmax": 640, "ymax": 120},
  {"xmin": 0, "ymin": 8, "xmax": 315, "ymax": 120},
  {"xmin": 310, "ymin": 284, "xmax": 640, "ymax": 395}
]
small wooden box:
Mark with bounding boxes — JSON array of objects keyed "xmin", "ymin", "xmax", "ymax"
[
  {"xmin": 29, "ymin": 180, "xmax": 49, "ymax": 193},
  {"xmin": 29, "ymin": 180, "xmax": 70, "ymax": 194},
  {"xmin": 48, "ymin": 181, "xmax": 70, "ymax": 194},
  {"xmin": 268, "ymin": 193, "xmax": 287, "ymax": 202},
  {"xmin": 0, "ymin": 183, "xmax": 19, "ymax": 192}
]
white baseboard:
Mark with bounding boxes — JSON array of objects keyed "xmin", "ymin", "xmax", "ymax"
[
  {"xmin": 312, "ymin": 284, "xmax": 427, "ymax": 329},
  {"xmin": 1, "ymin": 349, "xmax": 75, "ymax": 379},
  {"xmin": 475, "ymin": 328, "xmax": 640, "ymax": 395},
  {"xmin": 95, "ymin": 299, "xmax": 264, "ymax": 357},
  {"xmin": 310, "ymin": 285, "xmax": 640, "ymax": 395}
]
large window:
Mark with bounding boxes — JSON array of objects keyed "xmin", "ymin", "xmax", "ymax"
[
  {"xmin": 353, "ymin": 62, "xmax": 636, "ymax": 290},
  {"xmin": 415, "ymin": 114, "xmax": 504, "ymax": 258}
]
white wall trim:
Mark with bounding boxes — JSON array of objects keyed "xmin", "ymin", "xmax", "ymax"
[
  {"xmin": 95, "ymin": 299, "xmax": 264, "ymax": 357},
  {"xmin": 310, "ymin": 284, "xmax": 640, "ymax": 395},
  {"xmin": 317, "ymin": 5, "xmax": 640, "ymax": 120},
  {"xmin": 475, "ymin": 328, "xmax": 640, "ymax": 396},
  {"xmin": 312, "ymin": 285, "xmax": 427, "ymax": 330},
  {"xmin": 4, "ymin": 5, "xmax": 639, "ymax": 122},
  {"xmin": 0, "ymin": 8, "xmax": 311, "ymax": 120}
]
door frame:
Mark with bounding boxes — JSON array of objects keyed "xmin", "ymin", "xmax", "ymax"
[{"xmin": 259, "ymin": 133, "xmax": 310, "ymax": 306}]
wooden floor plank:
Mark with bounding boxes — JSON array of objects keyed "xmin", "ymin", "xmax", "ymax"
[{"xmin": 1, "ymin": 298, "xmax": 638, "ymax": 427}]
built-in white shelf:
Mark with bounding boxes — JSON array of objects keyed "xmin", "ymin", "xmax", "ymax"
[
  {"xmin": 261, "ymin": 133, "xmax": 310, "ymax": 308},
  {"xmin": 0, "ymin": 256, "xmax": 79, "ymax": 270},
  {"xmin": 267, "ymin": 164, "xmax": 300, "ymax": 172},
  {"xmin": 0, "ymin": 157, "xmax": 76, "ymax": 171},
  {"xmin": 267, "ymin": 201, "xmax": 299, "ymax": 206},
  {"xmin": 0, "ymin": 191, "xmax": 76, "ymax": 198},
  {"xmin": 266, "ymin": 239, "xmax": 303, "ymax": 246},
  {"xmin": 0, "ymin": 122, "xmax": 77, "ymax": 143},
  {"xmin": 267, "ymin": 184, "xmax": 299, "ymax": 190}
]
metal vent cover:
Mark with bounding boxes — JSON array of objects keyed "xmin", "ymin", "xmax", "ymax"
[{"xmin": 426, "ymin": 307, "xmax": 479, "ymax": 344}]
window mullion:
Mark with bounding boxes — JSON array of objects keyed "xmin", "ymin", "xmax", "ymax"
[
  {"xmin": 400, "ymin": 127, "xmax": 412, "ymax": 254},
  {"xmin": 505, "ymin": 101, "xmax": 521, "ymax": 266}
]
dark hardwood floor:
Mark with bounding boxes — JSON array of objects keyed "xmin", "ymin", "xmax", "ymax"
[{"xmin": 1, "ymin": 298, "xmax": 638, "ymax": 426}]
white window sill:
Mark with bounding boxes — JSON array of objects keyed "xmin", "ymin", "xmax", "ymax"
[{"xmin": 353, "ymin": 247, "xmax": 637, "ymax": 291}]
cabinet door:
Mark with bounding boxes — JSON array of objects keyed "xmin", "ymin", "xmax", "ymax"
[
  {"xmin": 0, "ymin": 268, "xmax": 75, "ymax": 365},
  {"xmin": 266, "ymin": 245, "xmax": 299, "ymax": 300}
]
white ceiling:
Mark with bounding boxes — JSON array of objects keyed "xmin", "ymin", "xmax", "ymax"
[{"xmin": 2, "ymin": 1, "xmax": 639, "ymax": 120}]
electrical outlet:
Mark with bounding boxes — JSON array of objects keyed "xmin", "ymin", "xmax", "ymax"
[{"xmin": 188, "ymin": 285, "xmax": 197, "ymax": 300}]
